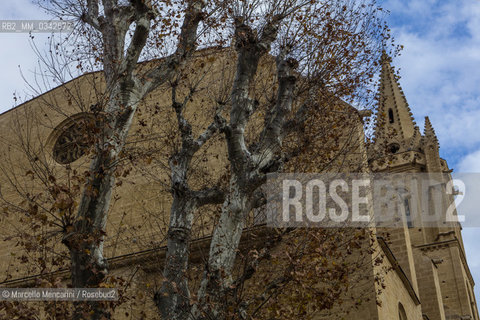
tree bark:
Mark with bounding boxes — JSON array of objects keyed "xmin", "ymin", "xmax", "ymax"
[
  {"xmin": 58, "ymin": 1, "xmax": 205, "ymax": 319},
  {"xmin": 192, "ymin": 16, "xmax": 300, "ymax": 319}
]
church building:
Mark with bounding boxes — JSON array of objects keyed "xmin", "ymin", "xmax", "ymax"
[{"xmin": 0, "ymin": 49, "xmax": 477, "ymax": 320}]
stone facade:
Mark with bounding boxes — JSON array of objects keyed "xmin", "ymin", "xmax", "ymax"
[{"xmin": 0, "ymin": 50, "xmax": 477, "ymax": 320}]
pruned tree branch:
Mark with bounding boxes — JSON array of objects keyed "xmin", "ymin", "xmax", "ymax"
[
  {"xmin": 82, "ymin": 0, "xmax": 101, "ymax": 29},
  {"xmin": 142, "ymin": 0, "xmax": 206, "ymax": 95}
]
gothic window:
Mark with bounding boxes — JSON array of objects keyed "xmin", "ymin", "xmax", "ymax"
[
  {"xmin": 404, "ymin": 198, "xmax": 413, "ymax": 228},
  {"xmin": 388, "ymin": 143, "xmax": 400, "ymax": 154},
  {"xmin": 398, "ymin": 303, "xmax": 408, "ymax": 320},
  {"xmin": 50, "ymin": 113, "xmax": 95, "ymax": 164},
  {"xmin": 388, "ymin": 108, "xmax": 395, "ymax": 123}
]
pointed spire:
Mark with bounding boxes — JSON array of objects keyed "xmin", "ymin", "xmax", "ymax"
[
  {"xmin": 422, "ymin": 116, "xmax": 442, "ymax": 171},
  {"xmin": 408, "ymin": 125, "xmax": 422, "ymax": 151},
  {"xmin": 423, "ymin": 116, "xmax": 440, "ymax": 151},
  {"xmin": 423, "ymin": 116, "xmax": 438, "ymax": 140},
  {"xmin": 374, "ymin": 53, "xmax": 417, "ymax": 147}
]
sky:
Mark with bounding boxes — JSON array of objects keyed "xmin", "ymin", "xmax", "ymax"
[
  {"xmin": 382, "ymin": 0, "xmax": 480, "ymax": 306},
  {"xmin": 0, "ymin": 0, "xmax": 479, "ymax": 311}
]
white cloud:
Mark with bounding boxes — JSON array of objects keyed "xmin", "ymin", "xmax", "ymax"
[
  {"xmin": 385, "ymin": 0, "xmax": 480, "ymax": 153},
  {"xmin": 463, "ymin": 229, "xmax": 480, "ymax": 266},
  {"xmin": 0, "ymin": 0, "xmax": 48, "ymax": 19},
  {"xmin": 461, "ymin": 228, "xmax": 480, "ymax": 306},
  {"xmin": 458, "ymin": 149, "xmax": 480, "ymax": 172},
  {"xmin": 383, "ymin": 0, "xmax": 480, "ymax": 308},
  {"xmin": 0, "ymin": 33, "xmax": 53, "ymax": 113},
  {"xmin": 0, "ymin": 1, "xmax": 56, "ymax": 114}
]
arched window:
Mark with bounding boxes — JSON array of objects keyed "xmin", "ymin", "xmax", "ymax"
[
  {"xmin": 404, "ymin": 198, "xmax": 413, "ymax": 228},
  {"xmin": 388, "ymin": 108, "xmax": 395, "ymax": 123},
  {"xmin": 388, "ymin": 143, "xmax": 400, "ymax": 154},
  {"xmin": 398, "ymin": 302, "xmax": 408, "ymax": 320}
]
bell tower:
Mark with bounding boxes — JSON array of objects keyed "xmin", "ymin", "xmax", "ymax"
[
  {"xmin": 369, "ymin": 52, "xmax": 422, "ymax": 164},
  {"xmin": 369, "ymin": 54, "xmax": 479, "ymax": 320}
]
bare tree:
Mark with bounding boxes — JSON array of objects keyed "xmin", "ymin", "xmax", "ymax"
[
  {"xmin": 0, "ymin": 0, "xmax": 395, "ymax": 319},
  {"xmin": 31, "ymin": 0, "xmax": 207, "ymax": 318},
  {"xmin": 147, "ymin": 1, "xmax": 392, "ymax": 319}
]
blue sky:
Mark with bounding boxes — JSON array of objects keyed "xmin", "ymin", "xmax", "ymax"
[
  {"xmin": 383, "ymin": 0, "xmax": 480, "ymax": 170},
  {"xmin": 382, "ymin": 0, "xmax": 480, "ymax": 306},
  {"xmin": 0, "ymin": 0, "xmax": 479, "ymax": 311}
]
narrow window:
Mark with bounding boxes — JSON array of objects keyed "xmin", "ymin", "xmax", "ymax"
[
  {"xmin": 398, "ymin": 303, "xmax": 408, "ymax": 320},
  {"xmin": 388, "ymin": 108, "xmax": 395, "ymax": 123},
  {"xmin": 404, "ymin": 198, "xmax": 413, "ymax": 228}
]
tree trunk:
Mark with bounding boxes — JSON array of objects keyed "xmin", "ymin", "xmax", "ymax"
[{"xmin": 195, "ymin": 177, "xmax": 250, "ymax": 319}]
